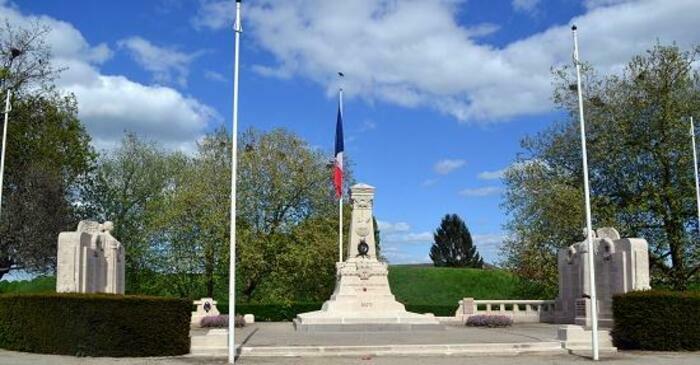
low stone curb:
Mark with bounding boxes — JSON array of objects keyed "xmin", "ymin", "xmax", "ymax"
[{"xmin": 189, "ymin": 341, "xmax": 566, "ymax": 358}]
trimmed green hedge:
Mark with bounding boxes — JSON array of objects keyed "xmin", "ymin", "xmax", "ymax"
[
  {"xmin": 612, "ymin": 290, "xmax": 700, "ymax": 351},
  {"xmin": 0, "ymin": 293, "xmax": 191, "ymax": 357},
  {"xmin": 218, "ymin": 303, "xmax": 322, "ymax": 321},
  {"xmin": 217, "ymin": 303, "xmax": 457, "ymax": 320},
  {"xmin": 405, "ymin": 304, "xmax": 457, "ymax": 317}
]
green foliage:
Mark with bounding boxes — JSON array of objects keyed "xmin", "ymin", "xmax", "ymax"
[
  {"xmin": 80, "ymin": 127, "xmax": 353, "ymax": 303},
  {"xmin": 0, "ymin": 277, "xmax": 55, "ymax": 294},
  {"xmin": 404, "ymin": 304, "xmax": 457, "ymax": 317},
  {"xmin": 79, "ymin": 134, "xmax": 187, "ymax": 295},
  {"xmin": 148, "ymin": 129, "xmax": 231, "ymax": 298},
  {"xmin": 0, "ymin": 93, "xmax": 95, "ymax": 280},
  {"xmin": 0, "ymin": 293, "xmax": 190, "ymax": 356},
  {"xmin": 218, "ymin": 303, "xmax": 323, "ymax": 321},
  {"xmin": 612, "ymin": 290, "xmax": 700, "ymax": 351},
  {"xmin": 373, "ymin": 216, "xmax": 385, "ymax": 261},
  {"xmin": 503, "ymin": 44, "xmax": 700, "ymax": 291},
  {"xmin": 0, "ymin": 22, "xmax": 93, "ymax": 280},
  {"xmin": 429, "ymin": 214, "xmax": 483, "ymax": 268},
  {"xmin": 235, "ymin": 128, "xmax": 353, "ymax": 303}
]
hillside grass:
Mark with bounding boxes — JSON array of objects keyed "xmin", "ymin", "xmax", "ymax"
[
  {"xmin": 0, "ymin": 276, "xmax": 55, "ymax": 294},
  {"xmin": 5, "ymin": 268, "xmax": 695, "ymax": 306},
  {"xmin": 388, "ymin": 265, "xmax": 524, "ymax": 305}
]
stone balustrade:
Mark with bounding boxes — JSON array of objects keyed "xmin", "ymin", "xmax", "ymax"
[{"xmin": 455, "ymin": 298, "xmax": 556, "ymax": 323}]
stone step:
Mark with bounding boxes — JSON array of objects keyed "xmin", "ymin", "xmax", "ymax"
[{"xmin": 189, "ymin": 340, "xmax": 565, "ymax": 358}]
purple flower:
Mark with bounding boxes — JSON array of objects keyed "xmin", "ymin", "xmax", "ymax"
[
  {"xmin": 200, "ymin": 315, "xmax": 246, "ymax": 328},
  {"xmin": 466, "ymin": 315, "xmax": 513, "ymax": 328}
]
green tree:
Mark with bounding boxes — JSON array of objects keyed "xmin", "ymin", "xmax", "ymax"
[
  {"xmin": 429, "ymin": 214, "xmax": 483, "ymax": 268},
  {"xmin": 149, "ymin": 129, "xmax": 231, "ymax": 298},
  {"xmin": 236, "ymin": 127, "xmax": 353, "ymax": 302},
  {"xmin": 373, "ymin": 216, "xmax": 385, "ymax": 261},
  {"xmin": 80, "ymin": 134, "xmax": 186, "ymax": 293},
  {"xmin": 502, "ymin": 44, "xmax": 700, "ymax": 290},
  {"xmin": 0, "ymin": 22, "xmax": 92, "ymax": 280},
  {"xmin": 0, "ymin": 94, "xmax": 94, "ymax": 280}
]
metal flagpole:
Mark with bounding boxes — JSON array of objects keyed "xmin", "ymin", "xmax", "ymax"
[
  {"xmin": 572, "ymin": 25, "xmax": 599, "ymax": 361},
  {"xmin": 691, "ymin": 117, "xmax": 700, "ymax": 234},
  {"xmin": 0, "ymin": 49, "xmax": 22, "ymax": 222},
  {"xmin": 0, "ymin": 88, "xmax": 12, "ymax": 220},
  {"xmin": 338, "ymin": 84, "xmax": 344, "ymax": 263},
  {"xmin": 229, "ymin": 0, "xmax": 242, "ymax": 363}
]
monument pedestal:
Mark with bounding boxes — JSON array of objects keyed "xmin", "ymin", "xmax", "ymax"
[
  {"xmin": 558, "ymin": 325, "xmax": 617, "ymax": 352},
  {"xmin": 294, "ymin": 258, "xmax": 442, "ymax": 332},
  {"xmin": 294, "ymin": 183, "xmax": 441, "ymax": 332}
]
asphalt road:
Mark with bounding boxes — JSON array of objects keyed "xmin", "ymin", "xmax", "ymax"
[{"xmin": 0, "ymin": 350, "xmax": 699, "ymax": 365}]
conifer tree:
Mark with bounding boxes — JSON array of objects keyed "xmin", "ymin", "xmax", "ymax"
[{"xmin": 429, "ymin": 214, "xmax": 483, "ymax": 268}]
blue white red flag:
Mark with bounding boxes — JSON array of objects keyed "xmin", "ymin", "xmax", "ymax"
[{"xmin": 333, "ymin": 100, "xmax": 344, "ymax": 198}]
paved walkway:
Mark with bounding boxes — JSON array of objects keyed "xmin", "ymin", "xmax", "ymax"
[
  {"xmin": 1, "ymin": 350, "xmax": 699, "ymax": 365},
  {"xmin": 229, "ymin": 322, "xmax": 558, "ymax": 347}
]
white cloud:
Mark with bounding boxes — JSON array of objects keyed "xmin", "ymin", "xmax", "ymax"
[
  {"xmin": 65, "ymin": 76, "xmax": 215, "ymax": 150},
  {"xmin": 434, "ymin": 159, "xmax": 466, "ymax": 175},
  {"xmin": 377, "ymin": 220, "xmax": 411, "ymax": 234},
  {"xmin": 421, "ymin": 178, "xmax": 439, "ymax": 187},
  {"xmin": 118, "ymin": 36, "xmax": 201, "ymax": 87},
  {"xmin": 377, "ymin": 220, "xmax": 434, "ymax": 263},
  {"xmin": 459, "ymin": 186, "xmax": 502, "ymax": 197},
  {"xmin": 194, "ymin": 0, "xmax": 700, "ymax": 123},
  {"xmin": 191, "ymin": 0, "xmax": 235, "ymax": 30},
  {"xmin": 477, "ymin": 168, "xmax": 506, "ymax": 180},
  {"xmin": 204, "ymin": 70, "xmax": 227, "ymax": 82},
  {"xmin": 385, "ymin": 231, "xmax": 433, "ymax": 244},
  {"xmin": 358, "ymin": 119, "xmax": 376, "ymax": 132},
  {"xmin": 472, "ymin": 232, "xmax": 507, "ymax": 262},
  {"xmin": 584, "ymin": 0, "xmax": 635, "ymax": 10},
  {"xmin": 0, "ymin": 4, "xmax": 217, "ymax": 152},
  {"xmin": 512, "ymin": 0, "xmax": 540, "ymax": 13}
]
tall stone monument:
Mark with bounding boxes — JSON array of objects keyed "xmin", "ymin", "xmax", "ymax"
[
  {"xmin": 56, "ymin": 220, "xmax": 125, "ymax": 294},
  {"xmin": 294, "ymin": 183, "xmax": 441, "ymax": 332},
  {"xmin": 554, "ymin": 227, "xmax": 650, "ymax": 327}
]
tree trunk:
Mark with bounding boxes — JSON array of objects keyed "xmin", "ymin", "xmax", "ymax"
[
  {"xmin": 205, "ymin": 253, "xmax": 215, "ymax": 298},
  {"xmin": 0, "ymin": 257, "xmax": 13, "ymax": 281}
]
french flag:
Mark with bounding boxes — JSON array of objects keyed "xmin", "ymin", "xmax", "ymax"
[{"xmin": 333, "ymin": 99, "xmax": 344, "ymax": 199}]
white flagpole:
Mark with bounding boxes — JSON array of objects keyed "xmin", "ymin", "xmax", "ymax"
[
  {"xmin": 229, "ymin": 0, "xmax": 242, "ymax": 363},
  {"xmin": 572, "ymin": 25, "xmax": 599, "ymax": 361},
  {"xmin": 338, "ymin": 84, "xmax": 344, "ymax": 263},
  {"xmin": 691, "ymin": 117, "xmax": 700, "ymax": 234},
  {"xmin": 0, "ymin": 89, "xmax": 12, "ymax": 220},
  {"xmin": 0, "ymin": 50, "xmax": 22, "ymax": 223}
]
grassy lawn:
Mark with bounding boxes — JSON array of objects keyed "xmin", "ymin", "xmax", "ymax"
[
  {"xmin": 0, "ymin": 276, "xmax": 55, "ymax": 294},
  {"xmin": 5, "ymin": 268, "xmax": 697, "ymax": 307},
  {"xmin": 389, "ymin": 265, "xmax": 522, "ymax": 305}
]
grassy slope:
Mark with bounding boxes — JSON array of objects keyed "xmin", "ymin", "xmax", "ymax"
[
  {"xmin": 0, "ymin": 276, "xmax": 55, "ymax": 294},
  {"xmin": 388, "ymin": 265, "xmax": 520, "ymax": 305},
  {"xmin": 5, "ymin": 269, "xmax": 698, "ymax": 304}
]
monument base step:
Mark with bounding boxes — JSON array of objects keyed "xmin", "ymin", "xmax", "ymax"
[
  {"xmin": 189, "ymin": 340, "xmax": 565, "ymax": 358},
  {"xmin": 293, "ymin": 318, "xmax": 444, "ymax": 332},
  {"xmin": 557, "ymin": 325, "xmax": 617, "ymax": 352}
]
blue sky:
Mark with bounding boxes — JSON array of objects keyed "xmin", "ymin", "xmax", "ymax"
[{"xmin": 6, "ymin": 0, "xmax": 700, "ymax": 265}]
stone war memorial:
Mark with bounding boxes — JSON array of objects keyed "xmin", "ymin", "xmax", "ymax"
[
  {"xmin": 554, "ymin": 227, "xmax": 651, "ymax": 327},
  {"xmin": 294, "ymin": 183, "xmax": 442, "ymax": 332},
  {"xmin": 554, "ymin": 227, "xmax": 651, "ymax": 348},
  {"xmin": 56, "ymin": 220, "xmax": 125, "ymax": 294}
]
